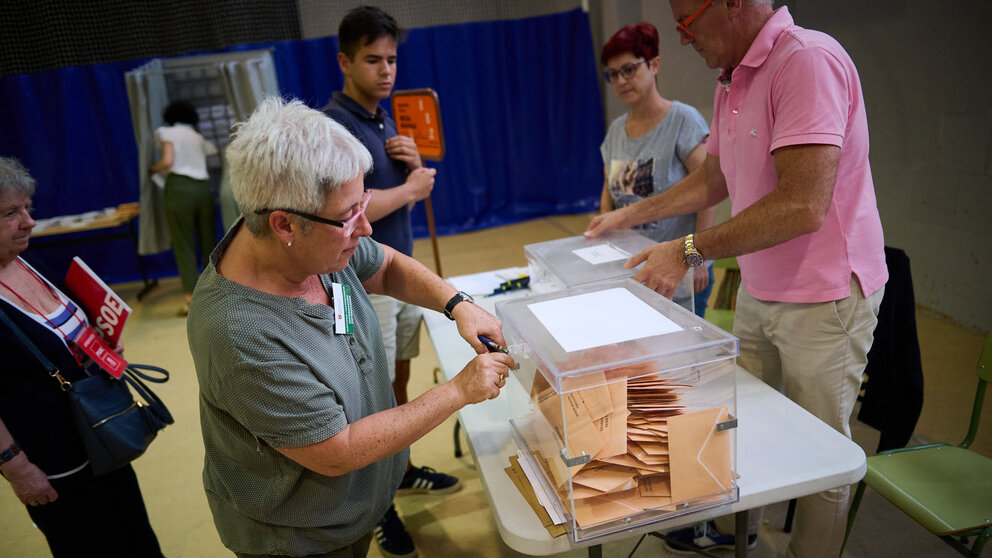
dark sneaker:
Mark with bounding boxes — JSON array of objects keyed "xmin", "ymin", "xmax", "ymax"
[
  {"xmin": 663, "ymin": 520, "xmax": 758, "ymax": 553},
  {"xmin": 374, "ymin": 504, "xmax": 417, "ymax": 558},
  {"xmin": 397, "ymin": 465, "xmax": 462, "ymax": 496}
]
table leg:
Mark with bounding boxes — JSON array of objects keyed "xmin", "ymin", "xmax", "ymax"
[
  {"xmin": 784, "ymin": 498, "xmax": 796, "ymax": 532},
  {"xmin": 453, "ymin": 419, "xmax": 462, "ymax": 458},
  {"xmin": 128, "ymin": 219, "xmax": 158, "ymax": 301},
  {"xmin": 735, "ymin": 509, "xmax": 749, "ymax": 557}
]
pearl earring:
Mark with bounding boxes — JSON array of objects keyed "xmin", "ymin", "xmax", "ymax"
[{"xmin": 286, "ymin": 241, "xmax": 293, "ymax": 247}]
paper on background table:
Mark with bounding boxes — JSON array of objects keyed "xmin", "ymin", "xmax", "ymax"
[
  {"xmin": 527, "ymin": 287, "xmax": 683, "ymax": 352},
  {"xmin": 571, "ymin": 243, "xmax": 630, "ymax": 265},
  {"xmin": 448, "ymin": 266, "xmax": 529, "ymax": 296}
]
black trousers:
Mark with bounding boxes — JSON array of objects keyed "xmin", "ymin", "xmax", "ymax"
[{"xmin": 26, "ymin": 464, "xmax": 164, "ymax": 557}]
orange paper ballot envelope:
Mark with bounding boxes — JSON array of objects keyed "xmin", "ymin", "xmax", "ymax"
[
  {"xmin": 668, "ymin": 406, "xmax": 733, "ymax": 503},
  {"xmin": 391, "ymin": 89, "xmax": 445, "ymax": 161}
]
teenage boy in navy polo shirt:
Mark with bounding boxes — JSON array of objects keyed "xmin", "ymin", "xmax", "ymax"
[{"xmin": 323, "ymin": 6, "xmax": 454, "ymax": 558}]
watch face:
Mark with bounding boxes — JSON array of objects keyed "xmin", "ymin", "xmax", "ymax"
[{"xmin": 685, "ymin": 253, "xmax": 704, "ymax": 268}]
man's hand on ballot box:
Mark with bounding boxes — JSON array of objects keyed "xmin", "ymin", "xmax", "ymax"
[
  {"xmin": 584, "ymin": 205, "xmax": 692, "ymax": 299},
  {"xmin": 583, "ymin": 207, "xmax": 631, "ymax": 240},
  {"xmin": 625, "ymin": 239, "xmax": 690, "ymax": 299}
]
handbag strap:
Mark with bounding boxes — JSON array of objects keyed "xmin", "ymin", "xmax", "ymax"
[
  {"xmin": 126, "ymin": 363, "xmax": 170, "ymax": 383},
  {"xmin": 123, "ymin": 367, "xmax": 175, "ymax": 425},
  {"xmin": 0, "ymin": 304, "xmax": 72, "ymax": 390}
]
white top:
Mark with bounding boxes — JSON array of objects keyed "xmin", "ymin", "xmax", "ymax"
[
  {"xmin": 154, "ymin": 123, "xmax": 217, "ymax": 180},
  {"xmin": 0, "ymin": 258, "xmax": 88, "ymax": 351}
]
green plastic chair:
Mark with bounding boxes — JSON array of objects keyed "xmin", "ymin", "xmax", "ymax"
[
  {"xmin": 842, "ymin": 333, "xmax": 992, "ymax": 557},
  {"xmin": 704, "ymin": 257, "xmax": 739, "ymax": 333}
]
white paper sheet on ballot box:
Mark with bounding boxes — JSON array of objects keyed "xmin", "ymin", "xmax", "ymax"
[
  {"xmin": 527, "ymin": 287, "xmax": 683, "ymax": 352},
  {"xmin": 571, "ymin": 243, "xmax": 630, "ymax": 265}
]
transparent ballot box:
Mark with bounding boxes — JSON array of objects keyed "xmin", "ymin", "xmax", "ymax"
[
  {"xmin": 524, "ymin": 230, "xmax": 694, "ymax": 313},
  {"xmin": 496, "ymin": 278, "xmax": 739, "ymax": 543}
]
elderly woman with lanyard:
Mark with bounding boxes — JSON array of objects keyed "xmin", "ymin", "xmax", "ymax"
[
  {"xmin": 0, "ymin": 157, "xmax": 164, "ymax": 557},
  {"xmin": 186, "ymin": 97, "xmax": 514, "ymax": 557}
]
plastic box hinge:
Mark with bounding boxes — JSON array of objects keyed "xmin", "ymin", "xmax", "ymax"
[{"xmin": 560, "ymin": 448, "xmax": 591, "ymax": 467}]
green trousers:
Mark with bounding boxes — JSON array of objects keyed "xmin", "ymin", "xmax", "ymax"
[{"xmin": 164, "ymin": 173, "xmax": 216, "ymax": 293}]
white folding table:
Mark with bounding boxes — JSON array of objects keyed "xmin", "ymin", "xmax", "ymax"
[{"xmin": 425, "ymin": 269, "xmax": 866, "ymax": 557}]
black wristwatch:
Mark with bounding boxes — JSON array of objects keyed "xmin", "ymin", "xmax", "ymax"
[
  {"xmin": 0, "ymin": 441, "xmax": 22, "ymax": 465},
  {"xmin": 443, "ymin": 291, "xmax": 474, "ymax": 320}
]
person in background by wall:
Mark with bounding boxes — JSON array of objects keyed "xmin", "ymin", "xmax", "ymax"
[
  {"xmin": 322, "ymin": 7, "xmax": 452, "ymax": 558},
  {"xmin": 598, "ymin": 22, "xmax": 715, "ymax": 316},
  {"xmin": 585, "ymin": 1, "xmax": 887, "ymax": 555},
  {"xmin": 0, "ymin": 157, "xmax": 164, "ymax": 558},
  {"xmin": 150, "ymin": 100, "xmax": 219, "ymax": 316}
]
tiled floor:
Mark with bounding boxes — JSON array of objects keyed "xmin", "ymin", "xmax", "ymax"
[{"xmin": 1, "ymin": 213, "xmax": 987, "ymax": 557}]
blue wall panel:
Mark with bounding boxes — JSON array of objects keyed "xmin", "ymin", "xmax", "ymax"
[{"xmin": 0, "ymin": 9, "xmax": 603, "ymax": 283}]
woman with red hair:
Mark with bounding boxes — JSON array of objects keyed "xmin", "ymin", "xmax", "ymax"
[{"xmin": 598, "ymin": 22, "xmax": 714, "ymax": 315}]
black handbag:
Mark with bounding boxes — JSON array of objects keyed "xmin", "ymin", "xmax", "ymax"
[
  {"xmin": 67, "ymin": 364, "xmax": 174, "ymax": 475},
  {"xmin": 0, "ymin": 308, "xmax": 174, "ymax": 476}
]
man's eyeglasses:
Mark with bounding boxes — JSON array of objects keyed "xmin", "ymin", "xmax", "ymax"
[
  {"xmin": 603, "ymin": 59, "xmax": 647, "ymax": 83},
  {"xmin": 676, "ymin": 0, "xmax": 715, "ymax": 41},
  {"xmin": 255, "ymin": 189, "xmax": 372, "ymax": 237}
]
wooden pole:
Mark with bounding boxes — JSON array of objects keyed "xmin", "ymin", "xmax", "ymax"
[{"xmin": 423, "ymin": 195, "xmax": 442, "ymax": 277}]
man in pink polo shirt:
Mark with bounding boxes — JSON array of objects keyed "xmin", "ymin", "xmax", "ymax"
[{"xmin": 585, "ymin": 1, "xmax": 887, "ymax": 555}]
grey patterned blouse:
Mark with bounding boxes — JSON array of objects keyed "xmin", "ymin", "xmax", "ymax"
[{"xmin": 187, "ymin": 221, "xmax": 408, "ymax": 555}]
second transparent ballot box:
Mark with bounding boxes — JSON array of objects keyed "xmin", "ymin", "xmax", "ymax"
[
  {"xmin": 496, "ymin": 278, "xmax": 739, "ymax": 543},
  {"xmin": 524, "ymin": 230, "xmax": 694, "ymax": 313}
]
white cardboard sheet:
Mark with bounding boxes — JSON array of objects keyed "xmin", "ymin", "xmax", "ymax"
[
  {"xmin": 527, "ymin": 287, "xmax": 683, "ymax": 352},
  {"xmin": 571, "ymin": 243, "xmax": 630, "ymax": 265}
]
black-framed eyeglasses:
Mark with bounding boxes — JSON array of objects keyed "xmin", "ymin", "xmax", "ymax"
[
  {"xmin": 255, "ymin": 189, "xmax": 372, "ymax": 237},
  {"xmin": 603, "ymin": 59, "xmax": 647, "ymax": 83}
]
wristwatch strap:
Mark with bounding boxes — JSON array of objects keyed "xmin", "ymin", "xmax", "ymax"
[
  {"xmin": 444, "ymin": 291, "xmax": 474, "ymax": 320},
  {"xmin": 0, "ymin": 441, "xmax": 22, "ymax": 465}
]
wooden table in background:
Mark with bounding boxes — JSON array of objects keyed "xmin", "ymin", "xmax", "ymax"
[{"xmin": 30, "ymin": 203, "xmax": 157, "ymax": 300}]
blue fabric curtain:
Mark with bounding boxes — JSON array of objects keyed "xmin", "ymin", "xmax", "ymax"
[{"xmin": 0, "ymin": 8, "xmax": 603, "ymax": 283}]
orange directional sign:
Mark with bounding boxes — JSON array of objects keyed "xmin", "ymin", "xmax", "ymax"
[{"xmin": 391, "ymin": 88, "xmax": 445, "ymax": 161}]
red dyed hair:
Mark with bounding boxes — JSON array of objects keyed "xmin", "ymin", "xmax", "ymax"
[{"xmin": 600, "ymin": 22, "xmax": 659, "ymax": 66}]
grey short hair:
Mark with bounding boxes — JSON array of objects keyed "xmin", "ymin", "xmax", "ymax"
[
  {"xmin": 0, "ymin": 157, "xmax": 36, "ymax": 199},
  {"xmin": 227, "ymin": 97, "xmax": 373, "ymax": 236}
]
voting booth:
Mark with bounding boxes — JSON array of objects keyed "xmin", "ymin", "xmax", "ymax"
[
  {"xmin": 496, "ymin": 278, "xmax": 739, "ymax": 543},
  {"xmin": 525, "ymin": 231, "xmax": 695, "ymax": 313}
]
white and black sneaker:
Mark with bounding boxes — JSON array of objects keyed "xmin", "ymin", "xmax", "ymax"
[
  {"xmin": 374, "ymin": 504, "xmax": 417, "ymax": 558},
  {"xmin": 396, "ymin": 465, "xmax": 462, "ymax": 496}
]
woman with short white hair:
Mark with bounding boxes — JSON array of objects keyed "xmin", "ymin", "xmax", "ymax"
[{"xmin": 186, "ymin": 97, "xmax": 514, "ymax": 557}]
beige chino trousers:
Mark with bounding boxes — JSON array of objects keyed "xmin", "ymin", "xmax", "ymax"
[{"xmin": 716, "ymin": 276, "xmax": 883, "ymax": 558}]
